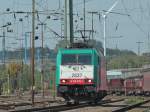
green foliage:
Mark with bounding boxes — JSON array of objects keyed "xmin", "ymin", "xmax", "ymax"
[
  {"xmin": 7, "ymin": 63, "xmax": 22, "ymax": 76},
  {"xmin": 107, "ymin": 55, "xmax": 150, "ymax": 70},
  {"xmin": 35, "ymin": 69, "xmax": 42, "ymax": 90},
  {"xmin": 0, "ymin": 47, "xmax": 56, "ymax": 62},
  {"xmin": 0, "ymin": 62, "xmax": 55, "ymax": 95},
  {"xmin": 107, "ymin": 48, "xmax": 136, "ymax": 56},
  {"xmin": 20, "ymin": 65, "xmax": 32, "ymax": 90}
]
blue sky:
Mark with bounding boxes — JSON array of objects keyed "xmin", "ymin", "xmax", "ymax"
[{"xmin": 0, "ymin": 0, "xmax": 150, "ymax": 54}]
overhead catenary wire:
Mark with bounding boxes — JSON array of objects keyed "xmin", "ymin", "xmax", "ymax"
[
  {"xmin": 138, "ymin": 0, "xmax": 144, "ymax": 24},
  {"xmin": 35, "ymin": 0, "xmax": 49, "ymax": 12},
  {"xmin": 1, "ymin": 0, "xmax": 150, "ymax": 52},
  {"xmin": 73, "ymin": 0, "xmax": 95, "ymax": 6},
  {"xmin": 121, "ymin": 0, "xmax": 147, "ymax": 37}
]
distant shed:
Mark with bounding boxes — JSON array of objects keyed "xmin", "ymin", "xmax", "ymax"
[
  {"xmin": 107, "ymin": 70, "xmax": 123, "ymax": 80},
  {"xmin": 107, "ymin": 68, "xmax": 142, "ymax": 80}
]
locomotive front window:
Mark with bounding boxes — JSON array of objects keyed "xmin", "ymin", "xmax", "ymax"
[
  {"xmin": 61, "ymin": 54, "xmax": 91, "ymax": 65},
  {"xmin": 62, "ymin": 54, "xmax": 76, "ymax": 65},
  {"xmin": 78, "ymin": 54, "xmax": 91, "ymax": 65}
]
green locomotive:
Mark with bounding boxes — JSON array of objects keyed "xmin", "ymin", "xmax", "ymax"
[{"xmin": 56, "ymin": 47, "xmax": 108, "ymax": 104}]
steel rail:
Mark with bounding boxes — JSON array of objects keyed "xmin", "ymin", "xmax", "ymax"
[
  {"xmin": 9, "ymin": 99, "xmax": 124, "ymax": 112},
  {"xmin": 0, "ymin": 99, "xmax": 62, "ymax": 110},
  {"xmin": 112, "ymin": 99, "xmax": 150, "ymax": 112}
]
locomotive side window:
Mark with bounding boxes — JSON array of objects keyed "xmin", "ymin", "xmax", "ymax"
[
  {"xmin": 97, "ymin": 56, "xmax": 100, "ymax": 65},
  {"xmin": 61, "ymin": 54, "xmax": 91, "ymax": 65}
]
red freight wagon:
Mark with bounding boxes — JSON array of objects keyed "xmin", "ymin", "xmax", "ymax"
[
  {"xmin": 134, "ymin": 78, "xmax": 143, "ymax": 95},
  {"xmin": 135, "ymin": 79, "xmax": 143, "ymax": 88},
  {"xmin": 108, "ymin": 69, "xmax": 150, "ymax": 96},
  {"xmin": 142, "ymin": 70, "xmax": 150, "ymax": 95},
  {"xmin": 124, "ymin": 77, "xmax": 143, "ymax": 95},
  {"xmin": 124, "ymin": 79, "xmax": 135, "ymax": 95},
  {"xmin": 108, "ymin": 79, "xmax": 124, "ymax": 94}
]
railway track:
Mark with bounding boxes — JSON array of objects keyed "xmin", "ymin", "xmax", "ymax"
[
  {"xmin": 9, "ymin": 99, "xmax": 124, "ymax": 112},
  {"xmin": 112, "ymin": 99, "xmax": 150, "ymax": 112},
  {"xmin": 0, "ymin": 99, "xmax": 63, "ymax": 110}
]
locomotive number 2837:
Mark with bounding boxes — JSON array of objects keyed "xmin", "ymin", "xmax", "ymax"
[{"xmin": 72, "ymin": 73, "xmax": 82, "ymax": 77}]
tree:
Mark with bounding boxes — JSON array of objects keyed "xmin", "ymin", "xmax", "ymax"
[{"xmin": 7, "ymin": 63, "xmax": 22, "ymax": 93}]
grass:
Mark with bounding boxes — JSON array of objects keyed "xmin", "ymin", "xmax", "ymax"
[
  {"xmin": 125, "ymin": 97, "xmax": 145, "ymax": 105},
  {"xmin": 143, "ymin": 108, "xmax": 150, "ymax": 112}
]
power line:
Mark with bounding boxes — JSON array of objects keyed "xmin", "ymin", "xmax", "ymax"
[
  {"xmin": 138, "ymin": 0, "xmax": 144, "ymax": 24},
  {"xmin": 74, "ymin": 0, "xmax": 94, "ymax": 6},
  {"xmin": 36, "ymin": 0, "xmax": 49, "ymax": 11},
  {"xmin": 121, "ymin": 0, "xmax": 147, "ymax": 36}
]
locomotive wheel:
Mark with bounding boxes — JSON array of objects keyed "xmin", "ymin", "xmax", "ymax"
[
  {"xmin": 88, "ymin": 101, "xmax": 92, "ymax": 104},
  {"xmin": 66, "ymin": 102, "xmax": 72, "ymax": 105},
  {"xmin": 94, "ymin": 98, "xmax": 98, "ymax": 104},
  {"xmin": 74, "ymin": 100, "xmax": 79, "ymax": 105}
]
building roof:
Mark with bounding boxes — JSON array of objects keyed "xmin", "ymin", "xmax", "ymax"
[{"xmin": 107, "ymin": 70, "xmax": 122, "ymax": 76}]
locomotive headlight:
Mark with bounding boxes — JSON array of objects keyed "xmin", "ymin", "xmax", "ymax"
[
  {"xmin": 88, "ymin": 79, "xmax": 92, "ymax": 83},
  {"xmin": 62, "ymin": 80, "xmax": 66, "ymax": 83}
]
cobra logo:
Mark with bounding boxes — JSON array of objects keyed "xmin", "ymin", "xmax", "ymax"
[
  {"xmin": 71, "ymin": 66, "xmax": 86, "ymax": 71},
  {"xmin": 72, "ymin": 66, "xmax": 79, "ymax": 71}
]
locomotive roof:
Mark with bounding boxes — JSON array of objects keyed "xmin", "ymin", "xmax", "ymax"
[{"xmin": 58, "ymin": 48, "xmax": 103, "ymax": 57}]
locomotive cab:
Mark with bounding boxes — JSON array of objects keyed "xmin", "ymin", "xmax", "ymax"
[{"xmin": 60, "ymin": 53, "xmax": 94, "ymax": 85}]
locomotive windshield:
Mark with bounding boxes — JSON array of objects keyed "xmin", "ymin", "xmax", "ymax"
[{"xmin": 61, "ymin": 54, "xmax": 92, "ymax": 65}]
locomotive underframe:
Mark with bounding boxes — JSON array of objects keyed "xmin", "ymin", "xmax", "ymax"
[{"xmin": 58, "ymin": 85, "xmax": 107, "ymax": 104}]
